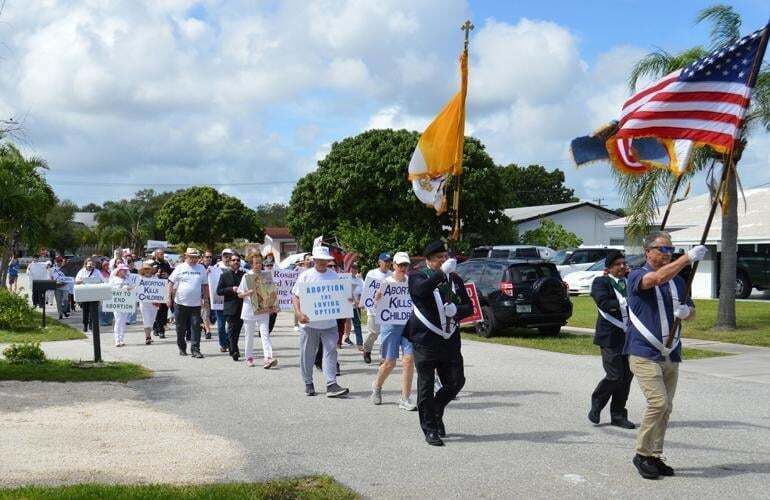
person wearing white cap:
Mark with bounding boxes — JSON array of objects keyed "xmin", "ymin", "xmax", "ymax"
[
  {"xmin": 109, "ymin": 263, "xmax": 135, "ymax": 347},
  {"xmin": 371, "ymin": 251, "xmax": 417, "ymax": 410},
  {"xmin": 292, "ymin": 246, "xmax": 349, "ymax": 397},
  {"xmin": 167, "ymin": 248, "xmax": 208, "ymax": 358}
]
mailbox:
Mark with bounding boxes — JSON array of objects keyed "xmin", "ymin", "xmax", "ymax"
[
  {"xmin": 32, "ymin": 279, "xmax": 59, "ymax": 308},
  {"xmin": 74, "ymin": 283, "xmax": 113, "ymax": 302}
]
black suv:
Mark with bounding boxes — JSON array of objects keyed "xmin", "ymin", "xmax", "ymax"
[{"xmin": 456, "ymin": 258, "xmax": 572, "ymax": 337}]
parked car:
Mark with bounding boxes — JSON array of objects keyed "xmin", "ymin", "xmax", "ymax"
[
  {"xmin": 470, "ymin": 245, "xmax": 547, "ymax": 260},
  {"xmin": 550, "ymin": 249, "xmax": 574, "ymax": 265},
  {"xmin": 564, "ymin": 254, "xmax": 646, "ymax": 295},
  {"xmin": 556, "ymin": 247, "xmax": 624, "ymax": 277},
  {"xmin": 735, "ymin": 249, "xmax": 770, "ymax": 298},
  {"xmin": 455, "ymin": 258, "xmax": 572, "ymax": 337}
]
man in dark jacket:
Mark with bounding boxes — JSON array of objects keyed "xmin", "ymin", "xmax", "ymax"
[
  {"xmin": 216, "ymin": 253, "xmax": 246, "ymax": 360},
  {"xmin": 151, "ymin": 248, "xmax": 173, "ymax": 338},
  {"xmin": 588, "ymin": 250, "xmax": 635, "ymax": 429},
  {"xmin": 405, "ymin": 241, "xmax": 473, "ymax": 446}
]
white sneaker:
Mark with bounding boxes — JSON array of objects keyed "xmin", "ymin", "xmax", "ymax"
[
  {"xmin": 293, "ymin": 326, "xmax": 299, "ymax": 331},
  {"xmin": 371, "ymin": 383, "xmax": 382, "ymax": 405},
  {"xmin": 398, "ymin": 397, "xmax": 417, "ymax": 411}
]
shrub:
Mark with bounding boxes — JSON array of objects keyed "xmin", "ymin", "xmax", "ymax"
[
  {"xmin": 3, "ymin": 342, "xmax": 47, "ymax": 364},
  {"xmin": 0, "ymin": 288, "xmax": 36, "ymax": 330}
]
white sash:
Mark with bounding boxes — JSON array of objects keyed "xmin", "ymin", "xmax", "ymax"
[
  {"xmin": 628, "ymin": 281, "xmax": 681, "ymax": 357},
  {"xmin": 412, "ymin": 277, "xmax": 457, "ymax": 340},
  {"xmin": 597, "ymin": 285, "xmax": 627, "ymax": 330}
]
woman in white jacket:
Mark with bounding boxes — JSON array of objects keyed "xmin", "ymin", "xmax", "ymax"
[
  {"xmin": 238, "ymin": 253, "xmax": 279, "ymax": 369},
  {"xmin": 138, "ymin": 261, "xmax": 158, "ymax": 345},
  {"xmin": 109, "ymin": 263, "xmax": 135, "ymax": 347}
]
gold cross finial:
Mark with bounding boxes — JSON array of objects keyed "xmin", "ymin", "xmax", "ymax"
[{"xmin": 461, "ymin": 19, "xmax": 474, "ymax": 48}]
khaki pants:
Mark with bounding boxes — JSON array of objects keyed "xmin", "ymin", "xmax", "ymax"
[
  {"xmin": 629, "ymin": 355, "xmax": 679, "ymax": 457},
  {"xmin": 363, "ymin": 312, "xmax": 380, "ymax": 354}
]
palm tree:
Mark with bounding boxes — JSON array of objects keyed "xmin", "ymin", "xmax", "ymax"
[
  {"xmin": 620, "ymin": 5, "xmax": 769, "ymax": 329},
  {"xmin": 95, "ymin": 200, "xmax": 152, "ymax": 255}
]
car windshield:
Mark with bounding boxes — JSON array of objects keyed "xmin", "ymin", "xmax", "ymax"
[
  {"xmin": 508, "ymin": 264, "xmax": 556, "ymax": 282},
  {"xmin": 587, "ymin": 259, "xmax": 606, "ymax": 271},
  {"xmin": 552, "ymin": 250, "xmax": 571, "ymax": 265}
]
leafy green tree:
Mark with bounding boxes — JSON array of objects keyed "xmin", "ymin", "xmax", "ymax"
[
  {"xmin": 521, "ymin": 219, "xmax": 582, "ymax": 250},
  {"xmin": 287, "ymin": 129, "xmax": 517, "ymax": 255},
  {"xmin": 255, "ymin": 203, "xmax": 290, "ymax": 227},
  {"xmin": 621, "ymin": 5, "xmax": 770, "ymax": 329},
  {"xmin": 499, "ymin": 164, "xmax": 577, "ymax": 208},
  {"xmin": 156, "ymin": 187, "xmax": 264, "ymax": 251},
  {"xmin": 0, "ymin": 143, "xmax": 55, "ymax": 287},
  {"xmin": 80, "ymin": 202, "xmax": 102, "ymax": 212}
]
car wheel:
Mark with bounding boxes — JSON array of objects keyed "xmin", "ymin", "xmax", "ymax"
[
  {"xmin": 736, "ymin": 272, "xmax": 752, "ymax": 299},
  {"xmin": 538, "ymin": 326, "xmax": 561, "ymax": 336},
  {"xmin": 475, "ymin": 305, "xmax": 497, "ymax": 338}
]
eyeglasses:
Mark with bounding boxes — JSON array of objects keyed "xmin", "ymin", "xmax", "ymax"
[{"xmin": 649, "ymin": 246, "xmax": 675, "ymax": 254}]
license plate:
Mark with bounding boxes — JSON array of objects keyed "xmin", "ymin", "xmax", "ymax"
[{"xmin": 516, "ymin": 304, "xmax": 531, "ymax": 313}]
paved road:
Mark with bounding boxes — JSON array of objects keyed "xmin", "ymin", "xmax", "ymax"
[{"xmin": 25, "ymin": 304, "xmax": 769, "ymax": 499}]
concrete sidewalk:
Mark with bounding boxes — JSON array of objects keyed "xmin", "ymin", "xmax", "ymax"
[{"xmin": 562, "ymin": 326, "xmax": 770, "ymax": 385}]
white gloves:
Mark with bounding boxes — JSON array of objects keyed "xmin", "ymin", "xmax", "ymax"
[
  {"xmin": 441, "ymin": 258, "xmax": 457, "ymax": 275},
  {"xmin": 687, "ymin": 245, "xmax": 707, "ymax": 263},
  {"xmin": 674, "ymin": 304, "xmax": 692, "ymax": 319},
  {"xmin": 444, "ymin": 302, "xmax": 457, "ymax": 318}
]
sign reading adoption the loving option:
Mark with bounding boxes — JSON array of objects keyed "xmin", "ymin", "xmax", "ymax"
[
  {"xmin": 273, "ymin": 268, "xmax": 301, "ymax": 311},
  {"xmin": 103, "ymin": 287, "xmax": 138, "ymax": 313},
  {"xmin": 298, "ymin": 278, "xmax": 353, "ymax": 321},
  {"xmin": 137, "ymin": 277, "xmax": 168, "ymax": 303},
  {"xmin": 374, "ymin": 280, "xmax": 412, "ymax": 325},
  {"xmin": 361, "ymin": 276, "xmax": 383, "ymax": 310},
  {"xmin": 460, "ymin": 282, "xmax": 483, "ymax": 325}
]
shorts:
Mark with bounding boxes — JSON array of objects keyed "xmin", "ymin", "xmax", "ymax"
[{"xmin": 379, "ymin": 323, "xmax": 413, "ymax": 360}]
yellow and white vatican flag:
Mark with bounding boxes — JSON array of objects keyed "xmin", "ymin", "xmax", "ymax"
[{"xmin": 408, "ymin": 49, "xmax": 468, "ymax": 214}]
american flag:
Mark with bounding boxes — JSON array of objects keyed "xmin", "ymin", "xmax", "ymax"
[{"xmin": 617, "ymin": 24, "xmax": 769, "ymax": 153}]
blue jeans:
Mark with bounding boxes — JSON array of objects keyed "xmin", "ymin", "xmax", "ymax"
[
  {"xmin": 352, "ymin": 308, "xmax": 363, "ymax": 345},
  {"xmin": 100, "ymin": 306, "xmax": 113, "ymax": 326},
  {"xmin": 215, "ymin": 310, "xmax": 227, "ymax": 347}
]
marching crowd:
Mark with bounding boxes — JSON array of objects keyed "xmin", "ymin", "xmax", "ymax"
[{"xmin": 13, "ymin": 231, "xmax": 713, "ymax": 466}]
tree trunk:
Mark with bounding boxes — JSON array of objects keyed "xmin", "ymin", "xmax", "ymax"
[
  {"xmin": 716, "ymin": 162, "xmax": 738, "ymax": 330},
  {"xmin": 0, "ymin": 230, "xmax": 15, "ymax": 290}
]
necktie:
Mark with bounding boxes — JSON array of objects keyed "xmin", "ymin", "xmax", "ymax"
[{"xmin": 616, "ymin": 278, "xmax": 627, "ymax": 296}]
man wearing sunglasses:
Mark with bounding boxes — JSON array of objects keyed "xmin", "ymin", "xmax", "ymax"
[{"xmin": 625, "ymin": 231, "xmax": 706, "ymax": 479}]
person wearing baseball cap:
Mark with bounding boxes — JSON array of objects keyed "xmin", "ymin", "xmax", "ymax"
[
  {"xmin": 167, "ymin": 247, "xmax": 209, "ymax": 358},
  {"xmin": 291, "ymin": 246, "xmax": 349, "ymax": 398},
  {"xmin": 405, "ymin": 240, "xmax": 473, "ymax": 446},
  {"xmin": 361, "ymin": 251, "xmax": 393, "ymax": 363}
]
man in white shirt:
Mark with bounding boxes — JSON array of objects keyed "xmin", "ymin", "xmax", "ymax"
[
  {"xmin": 167, "ymin": 248, "xmax": 209, "ymax": 358},
  {"xmin": 362, "ymin": 252, "xmax": 393, "ymax": 363},
  {"xmin": 75, "ymin": 257, "xmax": 104, "ymax": 332},
  {"xmin": 292, "ymin": 246, "xmax": 349, "ymax": 398}
]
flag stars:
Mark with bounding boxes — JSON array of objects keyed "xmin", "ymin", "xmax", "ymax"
[{"xmin": 739, "ymin": 71, "xmax": 745, "ymax": 78}]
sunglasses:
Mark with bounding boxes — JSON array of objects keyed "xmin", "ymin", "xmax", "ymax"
[{"xmin": 649, "ymin": 245, "xmax": 675, "ymax": 254}]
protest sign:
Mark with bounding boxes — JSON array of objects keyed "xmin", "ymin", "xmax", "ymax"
[
  {"xmin": 460, "ymin": 282, "xmax": 483, "ymax": 325},
  {"xmin": 273, "ymin": 268, "xmax": 300, "ymax": 311},
  {"xmin": 137, "ymin": 277, "xmax": 168, "ymax": 303},
  {"xmin": 103, "ymin": 286, "xmax": 138, "ymax": 313},
  {"xmin": 298, "ymin": 278, "xmax": 353, "ymax": 321},
  {"xmin": 374, "ymin": 280, "xmax": 412, "ymax": 325},
  {"xmin": 361, "ymin": 276, "xmax": 383, "ymax": 310},
  {"xmin": 82, "ymin": 276, "xmax": 103, "ymax": 284},
  {"xmin": 207, "ymin": 266, "xmax": 224, "ymax": 309},
  {"xmin": 244, "ymin": 273, "xmax": 278, "ymax": 315}
]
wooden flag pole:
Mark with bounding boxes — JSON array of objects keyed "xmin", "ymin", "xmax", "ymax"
[{"xmin": 665, "ymin": 22, "xmax": 770, "ymax": 348}]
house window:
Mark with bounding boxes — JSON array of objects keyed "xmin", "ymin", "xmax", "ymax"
[{"xmin": 610, "ymin": 238, "xmax": 625, "ymax": 246}]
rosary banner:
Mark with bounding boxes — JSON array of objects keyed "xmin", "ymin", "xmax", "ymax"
[{"xmin": 273, "ymin": 268, "xmax": 301, "ymax": 311}]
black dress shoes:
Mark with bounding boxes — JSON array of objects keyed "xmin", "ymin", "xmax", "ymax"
[
  {"xmin": 437, "ymin": 418, "xmax": 446, "ymax": 438},
  {"xmin": 588, "ymin": 407, "xmax": 600, "ymax": 424},
  {"xmin": 652, "ymin": 457, "xmax": 674, "ymax": 476},
  {"xmin": 191, "ymin": 351, "xmax": 204, "ymax": 359},
  {"xmin": 425, "ymin": 431, "xmax": 444, "ymax": 447},
  {"xmin": 179, "ymin": 349, "xmax": 188, "ymax": 356},
  {"xmin": 611, "ymin": 416, "xmax": 636, "ymax": 429},
  {"xmin": 633, "ymin": 454, "xmax": 660, "ymax": 479}
]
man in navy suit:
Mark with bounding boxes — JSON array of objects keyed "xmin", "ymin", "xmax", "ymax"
[{"xmin": 588, "ymin": 250, "xmax": 635, "ymax": 429}]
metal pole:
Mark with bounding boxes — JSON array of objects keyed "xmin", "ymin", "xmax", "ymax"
[{"xmin": 91, "ymin": 301, "xmax": 102, "ymax": 362}]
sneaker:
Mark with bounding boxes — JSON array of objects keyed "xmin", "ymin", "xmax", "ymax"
[
  {"xmin": 158, "ymin": 332, "xmax": 166, "ymax": 339},
  {"xmin": 247, "ymin": 357, "xmax": 255, "ymax": 367},
  {"xmin": 204, "ymin": 332, "xmax": 212, "ymax": 340},
  {"xmin": 266, "ymin": 358, "xmax": 278, "ymax": 369},
  {"xmin": 179, "ymin": 349, "xmax": 188, "ymax": 356},
  {"xmin": 633, "ymin": 454, "xmax": 660, "ymax": 480},
  {"xmin": 191, "ymin": 351, "xmax": 204, "ymax": 359},
  {"xmin": 344, "ymin": 338, "xmax": 354, "ymax": 346},
  {"xmin": 326, "ymin": 383, "xmax": 349, "ymax": 398},
  {"xmin": 262, "ymin": 358, "xmax": 274, "ymax": 369},
  {"xmin": 220, "ymin": 346, "xmax": 228, "ymax": 353},
  {"xmin": 371, "ymin": 384, "xmax": 382, "ymax": 405},
  {"xmin": 652, "ymin": 456, "xmax": 675, "ymax": 476},
  {"xmin": 398, "ymin": 397, "xmax": 417, "ymax": 411},
  {"xmin": 305, "ymin": 383, "xmax": 316, "ymax": 396},
  {"xmin": 293, "ymin": 326, "xmax": 299, "ymax": 332}
]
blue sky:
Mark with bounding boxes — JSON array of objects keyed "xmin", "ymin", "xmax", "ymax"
[{"xmin": 0, "ymin": 0, "xmax": 768, "ymax": 212}]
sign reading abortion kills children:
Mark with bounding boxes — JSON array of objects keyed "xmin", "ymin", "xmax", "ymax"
[
  {"xmin": 361, "ymin": 276, "xmax": 383, "ymax": 310},
  {"xmin": 273, "ymin": 268, "xmax": 301, "ymax": 311},
  {"xmin": 137, "ymin": 277, "xmax": 168, "ymax": 303},
  {"xmin": 374, "ymin": 280, "xmax": 412, "ymax": 325},
  {"xmin": 298, "ymin": 278, "xmax": 353, "ymax": 322}
]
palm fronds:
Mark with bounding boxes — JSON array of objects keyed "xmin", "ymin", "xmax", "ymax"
[{"xmin": 696, "ymin": 5, "xmax": 741, "ymax": 47}]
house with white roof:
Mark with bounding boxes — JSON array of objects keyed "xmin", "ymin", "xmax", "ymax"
[
  {"xmin": 605, "ymin": 187, "xmax": 770, "ymax": 298},
  {"xmin": 504, "ymin": 201, "xmax": 624, "ymax": 247}
]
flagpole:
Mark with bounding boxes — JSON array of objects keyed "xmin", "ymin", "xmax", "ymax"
[
  {"xmin": 665, "ymin": 23, "xmax": 770, "ymax": 348},
  {"xmin": 450, "ymin": 20, "xmax": 473, "ymax": 248},
  {"xmin": 659, "ymin": 174, "xmax": 684, "ymax": 231}
]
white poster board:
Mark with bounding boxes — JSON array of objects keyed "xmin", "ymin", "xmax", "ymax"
[
  {"xmin": 207, "ymin": 266, "xmax": 224, "ymax": 310},
  {"xmin": 273, "ymin": 268, "xmax": 300, "ymax": 311},
  {"xmin": 374, "ymin": 280, "xmax": 412, "ymax": 325},
  {"xmin": 361, "ymin": 276, "xmax": 383, "ymax": 311},
  {"xmin": 298, "ymin": 278, "xmax": 353, "ymax": 321},
  {"xmin": 138, "ymin": 277, "xmax": 168, "ymax": 303},
  {"xmin": 103, "ymin": 287, "xmax": 138, "ymax": 313}
]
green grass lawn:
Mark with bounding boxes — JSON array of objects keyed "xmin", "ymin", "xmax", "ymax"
[
  {"xmin": 0, "ymin": 359, "xmax": 152, "ymax": 383},
  {"xmin": 462, "ymin": 328, "xmax": 728, "ymax": 359},
  {"xmin": 0, "ymin": 311, "xmax": 86, "ymax": 343},
  {"xmin": 0, "ymin": 476, "xmax": 357, "ymax": 499},
  {"xmin": 567, "ymin": 296, "xmax": 770, "ymax": 347}
]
